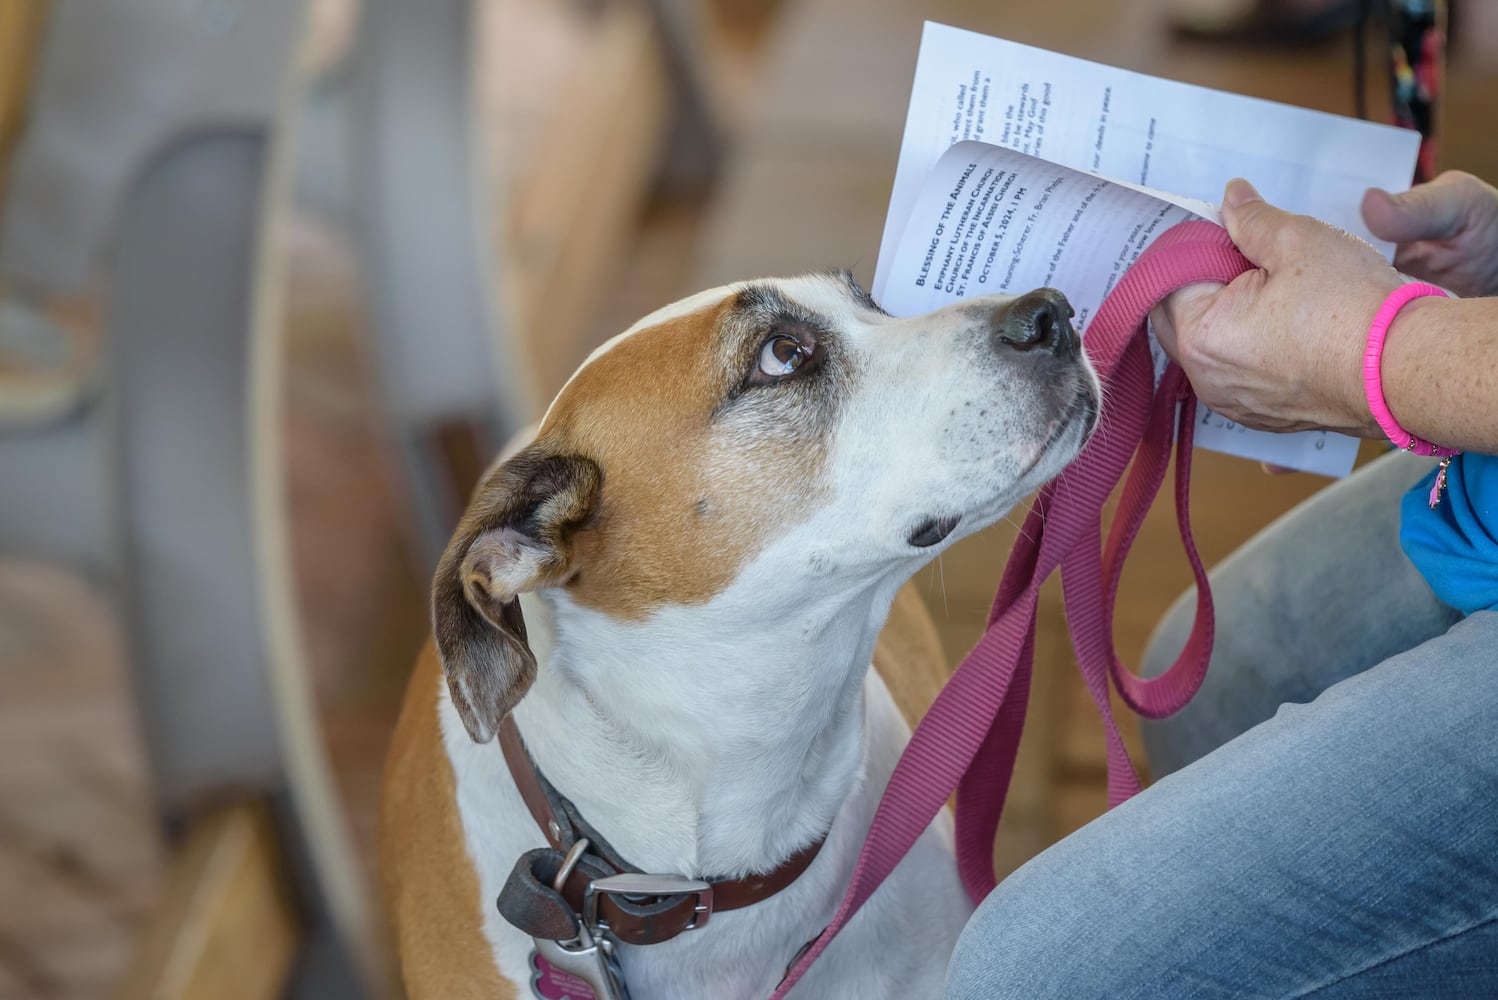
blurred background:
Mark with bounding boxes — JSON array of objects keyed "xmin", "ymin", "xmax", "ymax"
[{"xmin": 0, "ymin": 0, "xmax": 1493, "ymax": 996}]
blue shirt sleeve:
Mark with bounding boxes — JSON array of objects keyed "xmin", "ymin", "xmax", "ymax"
[{"xmin": 1400, "ymin": 452, "xmax": 1498, "ymax": 615}]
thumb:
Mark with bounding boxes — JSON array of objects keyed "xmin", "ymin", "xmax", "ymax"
[
  {"xmin": 1219, "ymin": 178, "xmax": 1296, "ymax": 268},
  {"xmin": 1361, "ymin": 180, "xmax": 1466, "ymax": 245}
]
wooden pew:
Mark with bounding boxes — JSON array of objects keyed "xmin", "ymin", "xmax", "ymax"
[{"xmin": 114, "ymin": 802, "xmax": 300, "ymax": 1000}]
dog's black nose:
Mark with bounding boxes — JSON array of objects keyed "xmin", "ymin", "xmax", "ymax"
[{"xmin": 991, "ymin": 288, "xmax": 1075, "ymax": 358}]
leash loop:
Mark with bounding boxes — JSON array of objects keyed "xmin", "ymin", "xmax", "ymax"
[{"xmin": 770, "ymin": 220, "xmax": 1253, "ymax": 997}]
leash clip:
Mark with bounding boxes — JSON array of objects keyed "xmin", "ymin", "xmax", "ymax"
[
  {"xmin": 527, "ymin": 836, "xmax": 632, "ymax": 999},
  {"xmin": 532, "ymin": 923, "xmax": 631, "ymax": 1000}
]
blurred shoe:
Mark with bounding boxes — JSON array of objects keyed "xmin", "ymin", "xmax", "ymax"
[{"xmin": 1168, "ymin": 0, "xmax": 1367, "ymax": 44}]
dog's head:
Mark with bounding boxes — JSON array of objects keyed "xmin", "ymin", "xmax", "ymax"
[{"xmin": 433, "ymin": 273, "xmax": 1098, "ymax": 742}]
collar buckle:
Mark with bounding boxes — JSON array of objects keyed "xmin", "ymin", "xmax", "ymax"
[{"xmin": 585, "ymin": 873, "xmax": 715, "ymax": 932}]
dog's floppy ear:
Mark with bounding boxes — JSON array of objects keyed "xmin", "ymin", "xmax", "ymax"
[{"xmin": 432, "ymin": 447, "xmax": 602, "ymax": 742}]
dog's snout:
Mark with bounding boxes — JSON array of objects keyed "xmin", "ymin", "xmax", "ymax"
[{"xmin": 991, "ymin": 289, "xmax": 1075, "ymax": 357}]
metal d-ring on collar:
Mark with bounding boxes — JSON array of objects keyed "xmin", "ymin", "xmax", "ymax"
[{"xmin": 553, "ymin": 838, "xmax": 592, "ymax": 893}]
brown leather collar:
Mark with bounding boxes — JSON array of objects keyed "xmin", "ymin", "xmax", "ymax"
[{"xmin": 495, "ymin": 714, "xmax": 826, "ymax": 947}]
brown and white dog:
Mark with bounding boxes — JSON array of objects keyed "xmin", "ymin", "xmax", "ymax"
[{"xmin": 380, "ymin": 272, "xmax": 1099, "ymax": 999}]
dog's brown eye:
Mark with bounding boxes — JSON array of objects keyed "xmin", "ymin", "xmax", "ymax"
[{"xmin": 758, "ymin": 334, "xmax": 810, "ymax": 378}]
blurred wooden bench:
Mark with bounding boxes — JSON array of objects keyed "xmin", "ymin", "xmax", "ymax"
[{"xmin": 115, "ymin": 802, "xmax": 300, "ymax": 1000}]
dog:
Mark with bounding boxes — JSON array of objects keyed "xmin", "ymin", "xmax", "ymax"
[{"xmin": 380, "ymin": 272, "xmax": 1099, "ymax": 999}]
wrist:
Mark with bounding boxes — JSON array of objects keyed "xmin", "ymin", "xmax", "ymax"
[{"xmin": 1336, "ymin": 282, "xmax": 1404, "ymax": 436}]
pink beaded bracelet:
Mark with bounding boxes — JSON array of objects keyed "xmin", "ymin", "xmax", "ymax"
[{"xmin": 1363, "ymin": 281, "xmax": 1459, "ymax": 507}]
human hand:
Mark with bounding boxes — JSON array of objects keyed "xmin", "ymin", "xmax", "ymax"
[
  {"xmin": 1151, "ymin": 178, "xmax": 1401, "ymax": 438},
  {"xmin": 1363, "ymin": 171, "xmax": 1498, "ymax": 299}
]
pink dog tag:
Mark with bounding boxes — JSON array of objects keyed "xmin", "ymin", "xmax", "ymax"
[{"xmin": 529, "ymin": 949, "xmax": 597, "ymax": 1000}]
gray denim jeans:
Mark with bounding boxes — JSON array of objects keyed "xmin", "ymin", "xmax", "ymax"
[{"xmin": 946, "ymin": 451, "xmax": 1498, "ymax": 998}]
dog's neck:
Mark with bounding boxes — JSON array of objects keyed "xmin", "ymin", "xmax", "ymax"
[{"xmin": 507, "ymin": 563, "xmax": 908, "ymax": 879}]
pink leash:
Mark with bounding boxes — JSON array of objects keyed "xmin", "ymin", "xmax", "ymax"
[{"xmin": 771, "ymin": 221, "xmax": 1253, "ymax": 996}]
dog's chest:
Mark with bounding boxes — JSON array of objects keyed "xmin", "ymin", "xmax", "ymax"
[{"xmin": 436, "ymin": 675, "xmax": 968, "ymax": 999}]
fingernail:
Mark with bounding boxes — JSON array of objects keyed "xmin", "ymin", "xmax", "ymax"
[{"xmin": 1224, "ymin": 178, "xmax": 1261, "ymax": 208}]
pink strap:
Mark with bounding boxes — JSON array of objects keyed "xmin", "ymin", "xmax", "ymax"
[{"xmin": 770, "ymin": 221, "xmax": 1252, "ymax": 997}]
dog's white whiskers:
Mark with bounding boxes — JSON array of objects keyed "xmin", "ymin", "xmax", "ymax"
[
  {"xmin": 1001, "ymin": 511, "xmax": 1039, "ymax": 543},
  {"xmin": 937, "ymin": 553, "xmax": 949, "ymax": 615}
]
